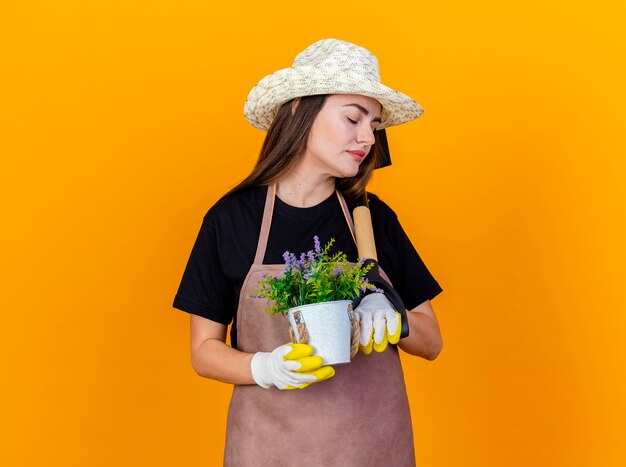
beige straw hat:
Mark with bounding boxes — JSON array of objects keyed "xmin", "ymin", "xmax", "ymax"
[{"xmin": 243, "ymin": 38, "xmax": 424, "ymax": 131}]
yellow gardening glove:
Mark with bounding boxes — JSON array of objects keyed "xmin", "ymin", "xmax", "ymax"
[
  {"xmin": 250, "ymin": 343, "xmax": 335, "ymax": 390},
  {"xmin": 354, "ymin": 293, "xmax": 402, "ymax": 355}
]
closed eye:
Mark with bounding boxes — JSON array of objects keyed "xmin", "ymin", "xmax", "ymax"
[{"xmin": 347, "ymin": 117, "xmax": 358, "ymax": 125}]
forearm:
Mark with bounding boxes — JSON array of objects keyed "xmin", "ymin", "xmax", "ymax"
[
  {"xmin": 397, "ymin": 308, "xmax": 443, "ymax": 360},
  {"xmin": 191, "ymin": 338, "xmax": 256, "ymax": 385}
]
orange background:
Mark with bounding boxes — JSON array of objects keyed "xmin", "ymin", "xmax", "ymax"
[{"xmin": 2, "ymin": 1, "xmax": 625, "ymax": 466}]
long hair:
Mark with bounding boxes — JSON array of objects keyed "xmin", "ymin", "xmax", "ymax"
[{"xmin": 225, "ymin": 94, "xmax": 382, "ymax": 203}]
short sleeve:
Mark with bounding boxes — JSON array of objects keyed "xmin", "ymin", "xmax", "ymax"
[
  {"xmin": 370, "ymin": 196, "xmax": 443, "ymax": 311},
  {"xmin": 172, "ymin": 215, "xmax": 235, "ymax": 325}
]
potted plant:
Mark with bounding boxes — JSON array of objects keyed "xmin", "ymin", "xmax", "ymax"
[{"xmin": 249, "ymin": 236, "xmax": 380, "ymax": 365}]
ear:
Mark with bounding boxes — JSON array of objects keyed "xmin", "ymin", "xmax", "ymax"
[{"xmin": 291, "ymin": 98, "xmax": 301, "ymax": 115}]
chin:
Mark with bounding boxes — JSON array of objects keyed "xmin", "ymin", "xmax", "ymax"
[
  {"xmin": 335, "ymin": 172, "xmax": 358, "ymax": 180},
  {"xmin": 335, "ymin": 165, "xmax": 361, "ymax": 179}
]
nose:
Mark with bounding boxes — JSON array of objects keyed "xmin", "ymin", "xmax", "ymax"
[{"xmin": 357, "ymin": 124, "xmax": 376, "ymax": 146}]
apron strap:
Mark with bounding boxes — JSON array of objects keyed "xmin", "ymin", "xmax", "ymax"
[
  {"xmin": 253, "ymin": 183, "xmax": 357, "ymax": 265},
  {"xmin": 253, "ymin": 184, "xmax": 276, "ymax": 265},
  {"xmin": 336, "ymin": 191, "xmax": 357, "ymax": 246}
]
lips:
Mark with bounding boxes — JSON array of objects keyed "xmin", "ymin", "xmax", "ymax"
[{"xmin": 346, "ymin": 150, "xmax": 366, "ymax": 161}]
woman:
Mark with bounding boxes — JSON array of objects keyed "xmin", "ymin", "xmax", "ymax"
[{"xmin": 173, "ymin": 39, "xmax": 443, "ymax": 466}]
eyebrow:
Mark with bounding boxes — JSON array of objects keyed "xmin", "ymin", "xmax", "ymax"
[{"xmin": 343, "ymin": 104, "xmax": 382, "ymax": 123}]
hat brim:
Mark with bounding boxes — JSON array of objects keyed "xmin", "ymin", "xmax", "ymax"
[{"xmin": 244, "ymin": 66, "xmax": 424, "ymax": 132}]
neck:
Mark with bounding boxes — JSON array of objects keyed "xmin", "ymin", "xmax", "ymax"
[{"xmin": 275, "ymin": 167, "xmax": 335, "ymax": 208}]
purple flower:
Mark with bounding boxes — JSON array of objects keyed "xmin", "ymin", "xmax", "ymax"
[
  {"xmin": 331, "ymin": 266, "xmax": 342, "ymax": 275},
  {"xmin": 283, "ymin": 251, "xmax": 300, "ymax": 273},
  {"xmin": 314, "ymin": 235, "xmax": 321, "ymax": 254},
  {"xmin": 284, "ymin": 252, "xmax": 302, "ymax": 270},
  {"xmin": 358, "ymin": 258, "xmax": 366, "ymax": 266},
  {"xmin": 303, "ymin": 273, "xmax": 312, "ymax": 280},
  {"xmin": 307, "ymin": 250, "xmax": 315, "ymax": 262}
]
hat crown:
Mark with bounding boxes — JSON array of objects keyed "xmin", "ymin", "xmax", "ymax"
[
  {"xmin": 292, "ymin": 38, "xmax": 381, "ymax": 82},
  {"xmin": 244, "ymin": 38, "xmax": 423, "ymax": 132}
]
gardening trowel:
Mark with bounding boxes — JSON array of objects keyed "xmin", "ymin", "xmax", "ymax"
[{"xmin": 352, "ymin": 158, "xmax": 410, "ymax": 339}]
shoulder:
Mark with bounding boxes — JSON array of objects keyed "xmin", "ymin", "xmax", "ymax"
[
  {"xmin": 363, "ymin": 192, "xmax": 399, "ymax": 222},
  {"xmin": 357, "ymin": 192, "xmax": 405, "ymax": 247},
  {"xmin": 203, "ymin": 185, "xmax": 267, "ymax": 227},
  {"xmin": 366, "ymin": 192, "xmax": 393, "ymax": 212}
]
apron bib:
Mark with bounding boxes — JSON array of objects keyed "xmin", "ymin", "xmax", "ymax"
[{"xmin": 224, "ymin": 184, "xmax": 416, "ymax": 467}]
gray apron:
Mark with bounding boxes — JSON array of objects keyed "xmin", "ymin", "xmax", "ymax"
[{"xmin": 224, "ymin": 184, "xmax": 416, "ymax": 467}]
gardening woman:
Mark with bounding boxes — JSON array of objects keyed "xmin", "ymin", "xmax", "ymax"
[{"xmin": 173, "ymin": 38, "xmax": 443, "ymax": 466}]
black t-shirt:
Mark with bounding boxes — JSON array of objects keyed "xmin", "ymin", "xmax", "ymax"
[{"xmin": 173, "ymin": 185, "xmax": 442, "ymax": 349}]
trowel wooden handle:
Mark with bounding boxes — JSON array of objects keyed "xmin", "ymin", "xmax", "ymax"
[{"xmin": 353, "ymin": 206, "xmax": 378, "ymax": 261}]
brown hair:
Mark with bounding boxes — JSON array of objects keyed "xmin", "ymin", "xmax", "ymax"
[{"xmin": 225, "ymin": 94, "xmax": 381, "ymax": 203}]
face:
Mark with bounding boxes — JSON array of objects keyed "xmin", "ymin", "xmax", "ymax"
[{"xmin": 301, "ymin": 94, "xmax": 382, "ymax": 179}]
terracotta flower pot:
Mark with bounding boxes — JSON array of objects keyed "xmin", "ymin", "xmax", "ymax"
[{"xmin": 286, "ymin": 300, "xmax": 353, "ymax": 365}]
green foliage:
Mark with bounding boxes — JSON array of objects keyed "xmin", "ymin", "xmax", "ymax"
[{"xmin": 248, "ymin": 236, "xmax": 378, "ymax": 315}]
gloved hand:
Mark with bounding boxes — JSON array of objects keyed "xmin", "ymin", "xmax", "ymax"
[
  {"xmin": 250, "ymin": 343, "xmax": 335, "ymax": 390},
  {"xmin": 354, "ymin": 293, "xmax": 402, "ymax": 354}
]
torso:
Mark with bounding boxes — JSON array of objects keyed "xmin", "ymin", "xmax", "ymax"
[{"xmin": 223, "ymin": 184, "xmax": 416, "ymax": 467}]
